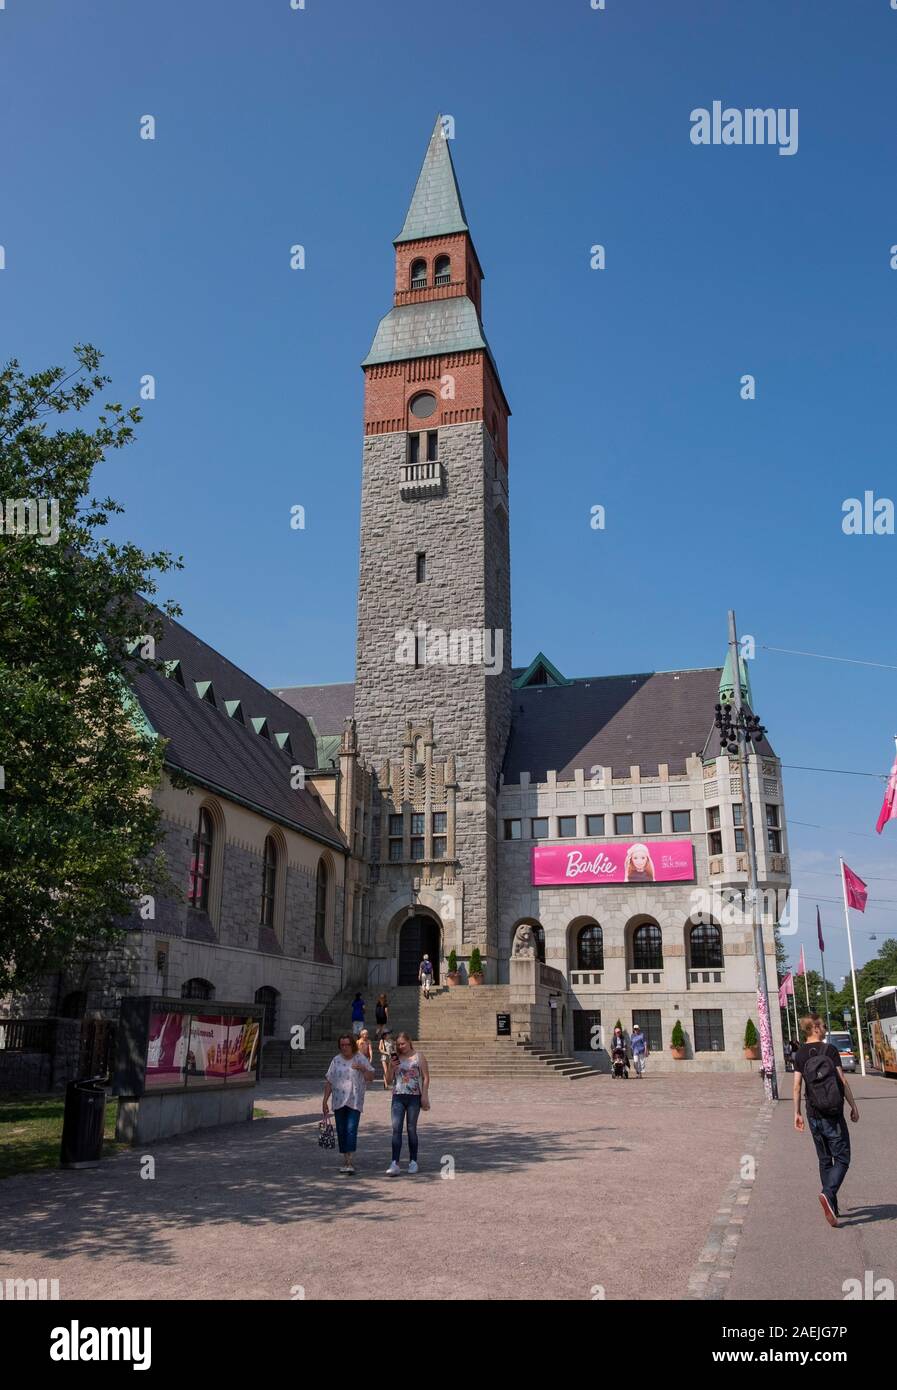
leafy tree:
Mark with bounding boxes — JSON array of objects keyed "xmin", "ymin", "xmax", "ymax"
[{"xmin": 0, "ymin": 346, "xmax": 181, "ymax": 996}]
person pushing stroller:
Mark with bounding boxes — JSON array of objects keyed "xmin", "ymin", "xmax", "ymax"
[{"xmin": 610, "ymin": 1025, "xmax": 629, "ymax": 1079}]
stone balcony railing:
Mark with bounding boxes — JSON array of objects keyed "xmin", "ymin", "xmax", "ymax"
[{"xmin": 400, "ymin": 460, "xmax": 444, "ymax": 500}]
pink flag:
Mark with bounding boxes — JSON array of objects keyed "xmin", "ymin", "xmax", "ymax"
[
  {"xmin": 876, "ymin": 753, "xmax": 897, "ymax": 834},
  {"xmin": 796, "ymin": 946, "xmax": 807, "ymax": 977},
  {"xmin": 842, "ymin": 862, "xmax": 868, "ymax": 912},
  {"xmin": 778, "ymin": 972, "xmax": 794, "ymax": 1008}
]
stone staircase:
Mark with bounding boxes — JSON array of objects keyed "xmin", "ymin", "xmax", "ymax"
[{"xmin": 262, "ymin": 984, "xmax": 599, "ymax": 1082}]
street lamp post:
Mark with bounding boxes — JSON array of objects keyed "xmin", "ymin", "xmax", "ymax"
[{"xmin": 714, "ymin": 611, "xmax": 779, "ymax": 1103}]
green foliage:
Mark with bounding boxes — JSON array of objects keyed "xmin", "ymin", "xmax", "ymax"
[
  {"xmin": 468, "ymin": 947, "xmax": 483, "ymax": 977},
  {"xmin": 670, "ymin": 1019, "xmax": 685, "ymax": 1049},
  {"xmin": 744, "ymin": 1018, "xmax": 758, "ymax": 1048},
  {"xmin": 614, "ymin": 1018, "xmax": 624, "ymax": 1034},
  {"xmin": 0, "ymin": 346, "xmax": 182, "ymax": 994},
  {"xmin": 447, "ymin": 948, "xmax": 458, "ymax": 973}
]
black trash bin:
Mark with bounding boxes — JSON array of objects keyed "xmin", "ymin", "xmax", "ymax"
[{"xmin": 60, "ymin": 1078, "xmax": 107, "ymax": 1169}]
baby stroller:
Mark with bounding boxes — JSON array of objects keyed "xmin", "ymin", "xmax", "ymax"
[{"xmin": 611, "ymin": 1044, "xmax": 629, "ymax": 1079}]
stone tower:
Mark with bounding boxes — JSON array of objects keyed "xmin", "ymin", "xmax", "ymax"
[{"xmin": 355, "ymin": 116, "xmax": 511, "ymax": 979}]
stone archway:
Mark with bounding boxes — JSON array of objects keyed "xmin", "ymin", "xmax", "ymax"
[{"xmin": 395, "ymin": 911, "xmax": 442, "ymax": 985}]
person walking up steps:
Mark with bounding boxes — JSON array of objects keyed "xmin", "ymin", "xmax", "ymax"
[
  {"xmin": 374, "ymin": 992, "xmax": 389, "ymax": 1038},
  {"xmin": 793, "ymin": 1013, "xmax": 860, "ymax": 1226},
  {"xmin": 386, "ymin": 1032, "xmax": 430, "ymax": 1175},
  {"xmin": 631, "ymin": 1023, "xmax": 648, "ymax": 1077},
  {"xmin": 350, "ymin": 993, "xmax": 365, "ymax": 1037},
  {"xmin": 418, "ymin": 954, "xmax": 433, "ymax": 999}
]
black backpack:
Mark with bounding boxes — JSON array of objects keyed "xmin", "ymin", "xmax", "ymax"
[{"xmin": 802, "ymin": 1045, "xmax": 842, "ymax": 1117}]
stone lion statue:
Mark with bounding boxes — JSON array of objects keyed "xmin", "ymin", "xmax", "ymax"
[{"xmin": 512, "ymin": 923, "xmax": 536, "ymax": 957}]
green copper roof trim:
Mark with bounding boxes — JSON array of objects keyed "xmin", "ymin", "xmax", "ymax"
[
  {"xmin": 225, "ymin": 699, "xmax": 244, "ymax": 721},
  {"xmin": 195, "ymin": 680, "xmax": 215, "ymax": 704},
  {"xmin": 394, "ymin": 115, "xmax": 470, "ymax": 245},
  {"xmin": 274, "ymin": 731, "xmax": 292, "ymax": 751},
  {"xmin": 163, "ymin": 659, "xmax": 185, "ymax": 684},
  {"xmin": 362, "ymin": 295, "xmax": 498, "ymax": 371},
  {"xmin": 316, "ymin": 733, "xmax": 341, "ymax": 768},
  {"xmin": 719, "ymin": 651, "xmax": 753, "ymax": 706},
  {"xmin": 251, "ymin": 717, "xmax": 270, "ymax": 738},
  {"xmin": 512, "ymin": 652, "xmax": 573, "ymax": 689}
]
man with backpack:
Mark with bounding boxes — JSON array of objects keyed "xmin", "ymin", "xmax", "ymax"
[
  {"xmin": 418, "ymin": 954, "xmax": 434, "ymax": 999},
  {"xmin": 793, "ymin": 1014, "xmax": 860, "ymax": 1227}
]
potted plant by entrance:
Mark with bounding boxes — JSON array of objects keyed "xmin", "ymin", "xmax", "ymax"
[
  {"xmin": 743, "ymin": 1018, "xmax": 760, "ymax": 1061},
  {"xmin": 446, "ymin": 949, "xmax": 460, "ymax": 987},
  {"xmin": 670, "ymin": 1019, "xmax": 687, "ymax": 1060},
  {"xmin": 468, "ymin": 947, "xmax": 484, "ymax": 986}
]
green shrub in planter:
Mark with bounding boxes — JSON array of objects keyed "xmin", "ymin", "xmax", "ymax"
[
  {"xmin": 447, "ymin": 949, "xmax": 458, "ymax": 974},
  {"xmin": 468, "ymin": 947, "xmax": 484, "ymax": 977},
  {"xmin": 744, "ymin": 1018, "xmax": 759, "ymax": 1049},
  {"xmin": 671, "ymin": 1019, "xmax": 686, "ymax": 1050}
]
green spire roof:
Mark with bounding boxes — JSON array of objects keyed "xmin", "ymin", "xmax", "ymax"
[
  {"xmin": 719, "ymin": 650, "xmax": 753, "ymax": 705},
  {"xmin": 395, "ymin": 115, "xmax": 470, "ymax": 245},
  {"xmin": 513, "ymin": 652, "xmax": 572, "ymax": 689}
]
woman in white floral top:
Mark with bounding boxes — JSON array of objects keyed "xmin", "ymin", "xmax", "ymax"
[
  {"xmin": 323, "ymin": 1033, "xmax": 375, "ymax": 1175},
  {"xmin": 385, "ymin": 1031, "xmax": 430, "ymax": 1176}
]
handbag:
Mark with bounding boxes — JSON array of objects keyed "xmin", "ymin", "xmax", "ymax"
[{"xmin": 318, "ymin": 1116, "xmax": 336, "ymax": 1149}]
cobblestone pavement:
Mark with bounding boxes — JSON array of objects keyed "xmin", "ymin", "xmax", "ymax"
[{"xmin": 0, "ymin": 1074, "xmax": 764, "ymax": 1301}]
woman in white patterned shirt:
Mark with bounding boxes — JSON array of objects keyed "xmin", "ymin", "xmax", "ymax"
[{"xmin": 323, "ymin": 1033, "xmax": 375, "ymax": 1175}]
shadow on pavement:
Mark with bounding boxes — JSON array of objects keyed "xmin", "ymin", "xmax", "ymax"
[
  {"xmin": 839, "ymin": 1203, "xmax": 897, "ymax": 1226},
  {"xmin": 0, "ymin": 1109, "xmax": 606, "ymax": 1268}
]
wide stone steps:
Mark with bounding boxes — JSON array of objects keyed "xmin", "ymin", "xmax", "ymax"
[{"xmin": 262, "ymin": 1038, "xmax": 598, "ymax": 1082}]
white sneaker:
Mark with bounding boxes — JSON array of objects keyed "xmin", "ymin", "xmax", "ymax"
[
  {"xmin": 386, "ymin": 1161, "xmax": 400, "ymax": 1176},
  {"xmin": 408, "ymin": 1160, "xmax": 419, "ymax": 1174}
]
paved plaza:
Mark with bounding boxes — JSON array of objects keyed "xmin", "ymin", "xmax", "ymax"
[{"xmin": 0, "ymin": 1072, "xmax": 894, "ymax": 1301}]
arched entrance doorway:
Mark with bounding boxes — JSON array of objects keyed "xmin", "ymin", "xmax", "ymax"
[{"xmin": 398, "ymin": 914, "xmax": 441, "ymax": 985}]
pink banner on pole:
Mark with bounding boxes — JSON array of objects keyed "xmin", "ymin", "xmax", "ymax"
[{"xmin": 532, "ymin": 840, "xmax": 695, "ymax": 886}]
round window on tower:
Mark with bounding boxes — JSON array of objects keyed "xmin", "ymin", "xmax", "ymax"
[{"xmin": 409, "ymin": 392, "xmax": 437, "ymax": 419}]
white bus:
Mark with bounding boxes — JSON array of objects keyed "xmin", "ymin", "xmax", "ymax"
[{"xmin": 865, "ymin": 986, "xmax": 897, "ymax": 1078}]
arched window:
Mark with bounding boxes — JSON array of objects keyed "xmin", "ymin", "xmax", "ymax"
[
  {"xmin": 577, "ymin": 924, "xmax": 604, "ymax": 970},
  {"xmin": 315, "ymin": 859, "xmax": 329, "ymax": 945},
  {"xmin": 410, "ymin": 258, "xmax": 427, "ymax": 289},
  {"xmin": 181, "ymin": 978, "xmax": 214, "ymax": 1001},
  {"xmin": 60, "ymin": 991, "xmax": 87, "ymax": 1019},
  {"xmin": 260, "ymin": 834, "xmax": 278, "ymax": 926},
  {"xmin": 632, "ymin": 923, "xmax": 663, "ymax": 970},
  {"xmin": 188, "ymin": 808, "xmax": 213, "ymax": 911},
  {"xmin": 255, "ymin": 986, "xmax": 279, "ymax": 1037},
  {"xmin": 690, "ymin": 921, "xmax": 723, "ymax": 969},
  {"xmin": 434, "ymin": 254, "xmax": 451, "ymax": 285}
]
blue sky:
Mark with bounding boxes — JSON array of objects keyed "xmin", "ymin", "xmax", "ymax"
[{"xmin": 4, "ymin": 0, "xmax": 897, "ymax": 982}]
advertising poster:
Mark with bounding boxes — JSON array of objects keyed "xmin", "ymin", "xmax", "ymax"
[
  {"xmin": 185, "ymin": 1014, "xmax": 260, "ymax": 1088},
  {"xmin": 532, "ymin": 840, "xmax": 695, "ymax": 887},
  {"xmin": 145, "ymin": 1011, "xmax": 191, "ymax": 1090}
]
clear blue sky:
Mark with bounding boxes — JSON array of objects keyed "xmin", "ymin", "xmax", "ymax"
[{"xmin": 4, "ymin": 0, "xmax": 897, "ymax": 983}]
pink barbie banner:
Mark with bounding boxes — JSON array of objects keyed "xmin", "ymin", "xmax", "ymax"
[{"xmin": 532, "ymin": 840, "xmax": 695, "ymax": 887}]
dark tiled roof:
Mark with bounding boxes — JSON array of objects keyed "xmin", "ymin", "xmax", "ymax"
[
  {"xmin": 131, "ymin": 612, "xmax": 347, "ymax": 851},
  {"xmin": 502, "ymin": 668, "xmax": 776, "ymax": 782},
  {"xmin": 273, "ymin": 683, "xmax": 356, "ymax": 739}
]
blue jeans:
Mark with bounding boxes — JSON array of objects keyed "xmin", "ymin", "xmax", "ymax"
[
  {"xmin": 334, "ymin": 1105, "xmax": 361, "ymax": 1155},
  {"xmin": 809, "ymin": 1113, "xmax": 851, "ymax": 1208},
  {"xmin": 391, "ymin": 1094, "xmax": 421, "ymax": 1162}
]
